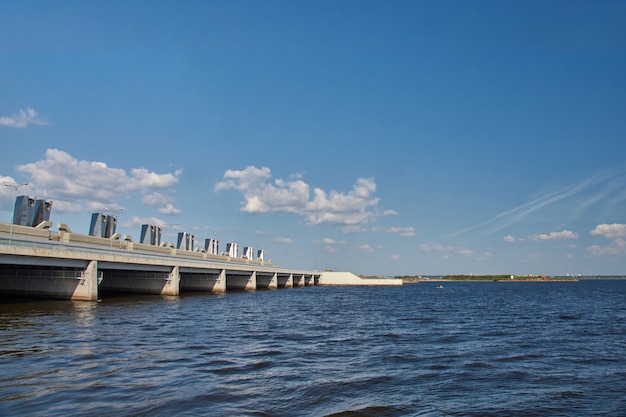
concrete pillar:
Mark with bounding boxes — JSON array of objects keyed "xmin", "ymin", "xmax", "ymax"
[
  {"xmin": 286, "ymin": 273, "xmax": 294, "ymax": 288},
  {"xmin": 215, "ymin": 269, "xmax": 226, "ymax": 293},
  {"xmin": 294, "ymin": 273, "xmax": 305, "ymax": 287},
  {"xmin": 246, "ymin": 271, "xmax": 257, "ymax": 291},
  {"xmin": 305, "ymin": 274, "xmax": 315, "ymax": 286},
  {"xmin": 72, "ymin": 260, "xmax": 99, "ymax": 301},
  {"xmin": 268, "ymin": 272, "xmax": 278, "ymax": 290},
  {"xmin": 161, "ymin": 266, "xmax": 180, "ymax": 296}
]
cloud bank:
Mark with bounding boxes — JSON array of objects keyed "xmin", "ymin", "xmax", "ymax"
[
  {"xmin": 214, "ymin": 165, "xmax": 383, "ymax": 226},
  {"xmin": 590, "ymin": 223, "xmax": 626, "ymax": 239},
  {"xmin": 530, "ymin": 230, "xmax": 578, "ymax": 241},
  {"xmin": 13, "ymin": 149, "xmax": 182, "ymax": 214},
  {"xmin": 0, "ymin": 108, "xmax": 48, "ymax": 128},
  {"xmin": 587, "ymin": 223, "xmax": 626, "ymax": 256}
]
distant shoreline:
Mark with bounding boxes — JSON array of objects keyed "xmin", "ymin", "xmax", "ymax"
[
  {"xmin": 402, "ymin": 278, "xmax": 580, "ymax": 283},
  {"xmin": 362, "ymin": 275, "xmax": 626, "ymax": 283},
  {"xmin": 395, "ymin": 275, "xmax": 625, "ymax": 284}
]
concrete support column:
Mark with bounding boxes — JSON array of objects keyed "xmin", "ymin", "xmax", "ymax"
[
  {"xmin": 161, "ymin": 266, "xmax": 180, "ymax": 296},
  {"xmin": 215, "ymin": 269, "xmax": 227, "ymax": 293},
  {"xmin": 305, "ymin": 274, "xmax": 315, "ymax": 286},
  {"xmin": 268, "ymin": 272, "xmax": 278, "ymax": 290},
  {"xmin": 294, "ymin": 273, "xmax": 305, "ymax": 287},
  {"xmin": 245, "ymin": 271, "xmax": 257, "ymax": 291},
  {"xmin": 72, "ymin": 260, "xmax": 99, "ymax": 301},
  {"xmin": 286, "ymin": 273, "xmax": 294, "ymax": 288}
]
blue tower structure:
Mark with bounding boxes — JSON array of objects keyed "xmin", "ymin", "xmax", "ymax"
[
  {"xmin": 204, "ymin": 238, "xmax": 219, "ymax": 255},
  {"xmin": 12, "ymin": 195, "xmax": 53, "ymax": 227},
  {"xmin": 140, "ymin": 224, "xmax": 162, "ymax": 246},
  {"xmin": 12, "ymin": 196, "xmax": 35, "ymax": 226},
  {"xmin": 89, "ymin": 213, "xmax": 117, "ymax": 238},
  {"xmin": 32, "ymin": 199, "xmax": 52, "ymax": 226},
  {"xmin": 177, "ymin": 232, "xmax": 194, "ymax": 251}
]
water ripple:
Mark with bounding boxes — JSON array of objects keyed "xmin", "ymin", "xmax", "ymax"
[{"xmin": 1, "ymin": 281, "xmax": 625, "ymax": 416}]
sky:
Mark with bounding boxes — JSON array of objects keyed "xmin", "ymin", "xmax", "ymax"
[{"xmin": 1, "ymin": 0, "xmax": 625, "ymax": 277}]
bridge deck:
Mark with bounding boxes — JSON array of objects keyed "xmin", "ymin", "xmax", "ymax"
[{"xmin": 0, "ymin": 224, "xmax": 319, "ymax": 301}]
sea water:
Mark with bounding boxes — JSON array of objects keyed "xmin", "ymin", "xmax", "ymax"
[{"xmin": 1, "ymin": 280, "xmax": 625, "ymax": 416}]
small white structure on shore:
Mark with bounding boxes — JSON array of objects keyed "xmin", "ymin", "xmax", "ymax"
[{"xmin": 318, "ymin": 271, "xmax": 402, "ymax": 286}]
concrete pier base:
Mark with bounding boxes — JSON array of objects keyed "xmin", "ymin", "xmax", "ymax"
[
  {"xmin": 99, "ymin": 267, "xmax": 174, "ymax": 295},
  {"xmin": 72, "ymin": 260, "xmax": 99, "ymax": 301},
  {"xmin": 277, "ymin": 273, "xmax": 293, "ymax": 288},
  {"xmin": 180, "ymin": 269, "xmax": 227, "ymax": 293},
  {"xmin": 226, "ymin": 271, "xmax": 257, "ymax": 291},
  {"xmin": 293, "ymin": 274, "xmax": 305, "ymax": 287},
  {"xmin": 256, "ymin": 272, "xmax": 278, "ymax": 289},
  {"xmin": 215, "ymin": 269, "xmax": 226, "ymax": 293},
  {"xmin": 0, "ymin": 266, "xmax": 94, "ymax": 300},
  {"xmin": 162, "ymin": 266, "xmax": 180, "ymax": 296},
  {"xmin": 305, "ymin": 274, "xmax": 315, "ymax": 286}
]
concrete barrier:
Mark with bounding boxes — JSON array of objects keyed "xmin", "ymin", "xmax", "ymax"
[{"xmin": 0, "ymin": 223, "xmax": 51, "ymax": 239}]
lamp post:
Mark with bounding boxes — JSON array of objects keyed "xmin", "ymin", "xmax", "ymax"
[{"xmin": 3, "ymin": 182, "xmax": 29, "ymax": 239}]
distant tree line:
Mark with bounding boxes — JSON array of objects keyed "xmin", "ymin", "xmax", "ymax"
[{"xmin": 393, "ymin": 275, "xmax": 579, "ymax": 282}]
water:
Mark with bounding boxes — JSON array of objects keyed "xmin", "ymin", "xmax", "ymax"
[{"xmin": 1, "ymin": 280, "xmax": 625, "ymax": 416}]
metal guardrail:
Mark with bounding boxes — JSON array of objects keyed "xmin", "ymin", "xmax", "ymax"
[{"xmin": 1, "ymin": 269, "xmax": 82, "ymax": 280}]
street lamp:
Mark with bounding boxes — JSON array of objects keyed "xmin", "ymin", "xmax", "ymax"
[{"xmin": 3, "ymin": 182, "xmax": 29, "ymax": 239}]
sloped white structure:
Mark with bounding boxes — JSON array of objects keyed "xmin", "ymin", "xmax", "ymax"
[{"xmin": 318, "ymin": 271, "xmax": 402, "ymax": 286}]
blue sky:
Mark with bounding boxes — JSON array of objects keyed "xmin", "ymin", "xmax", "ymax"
[{"xmin": 1, "ymin": 0, "xmax": 625, "ymax": 276}]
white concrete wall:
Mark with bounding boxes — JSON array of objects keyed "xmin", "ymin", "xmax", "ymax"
[{"xmin": 318, "ymin": 271, "xmax": 402, "ymax": 286}]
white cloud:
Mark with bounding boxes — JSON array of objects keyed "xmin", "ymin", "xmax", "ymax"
[
  {"xmin": 420, "ymin": 243, "xmax": 477, "ymax": 258},
  {"xmin": 530, "ymin": 230, "xmax": 578, "ymax": 241},
  {"xmin": 457, "ymin": 247, "xmax": 474, "ymax": 256},
  {"xmin": 157, "ymin": 204, "xmax": 181, "ymax": 215},
  {"xmin": 323, "ymin": 238, "xmax": 338, "ymax": 244},
  {"xmin": 0, "ymin": 108, "xmax": 48, "ymax": 128},
  {"xmin": 588, "ymin": 224, "xmax": 626, "ymax": 256},
  {"xmin": 1, "ymin": 176, "xmax": 28, "ymax": 205},
  {"xmin": 128, "ymin": 216, "xmax": 167, "ymax": 228},
  {"xmin": 391, "ymin": 254, "xmax": 401, "ymax": 261},
  {"xmin": 273, "ymin": 237, "xmax": 294, "ymax": 244},
  {"xmin": 372, "ymin": 226, "xmax": 415, "ymax": 236},
  {"xmin": 15, "ymin": 149, "xmax": 181, "ymax": 213},
  {"xmin": 503, "ymin": 235, "xmax": 516, "ymax": 243},
  {"xmin": 356, "ymin": 244, "xmax": 374, "ymax": 252},
  {"xmin": 341, "ymin": 225, "xmax": 366, "ymax": 234},
  {"xmin": 324, "ymin": 245, "xmax": 338, "ymax": 253},
  {"xmin": 590, "ymin": 223, "xmax": 626, "ymax": 239},
  {"xmin": 587, "ymin": 238, "xmax": 626, "ymax": 256},
  {"xmin": 142, "ymin": 192, "xmax": 172, "ymax": 206},
  {"xmin": 419, "ymin": 243, "xmax": 453, "ymax": 252},
  {"xmin": 131, "ymin": 168, "xmax": 181, "ymax": 188},
  {"xmin": 214, "ymin": 166, "xmax": 381, "ymax": 226}
]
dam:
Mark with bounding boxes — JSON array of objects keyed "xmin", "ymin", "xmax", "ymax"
[
  {"xmin": 0, "ymin": 219, "xmax": 325, "ymax": 301},
  {"xmin": 0, "ymin": 212, "xmax": 401, "ymax": 301},
  {"xmin": 0, "ymin": 194, "xmax": 400, "ymax": 301}
]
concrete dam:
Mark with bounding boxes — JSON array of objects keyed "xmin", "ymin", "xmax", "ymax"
[{"xmin": 0, "ymin": 204, "xmax": 401, "ymax": 301}]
